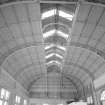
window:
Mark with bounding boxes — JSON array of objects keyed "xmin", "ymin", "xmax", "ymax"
[
  {"xmin": 0, "ymin": 100, "xmax": 3, "ymax": 105},
  {"xmin": 15, "ymin": 96, "xmax": 21, "ymax": 105},
  {"xmin": 0, "ymin": 88, "xmax": 10, "ymax": 105},
  {"xmin": 23, "ymin": 100, "xmax": 27, "ymax": 105},
  {"xmin": 87, "ymin": 96, "xmax": 93, "ymax": 104},
  {"xmin": 100, "ymin": 90, "xmax": 105, "ymax": 105},
  {"xmin": 101, "ymin": 90, "xmax": 105, "ymax": 101}
]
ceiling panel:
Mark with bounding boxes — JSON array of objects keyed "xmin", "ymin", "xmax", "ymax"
[
  {"xmin": 77, "ymin": 4, "xmax": 91, "ymax": 22},
  {"xmin": 87, "ymin": 6, "xmax": 103, "ymax": 24}
]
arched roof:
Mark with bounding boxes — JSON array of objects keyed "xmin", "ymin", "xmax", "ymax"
[{"xmin": 0, "ymin": 0, "xmax": 105, "ymax": 99}]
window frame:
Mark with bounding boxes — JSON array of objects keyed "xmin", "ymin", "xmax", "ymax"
[
  {"xmin": 0, "ymin": 88, "xmax": 10, "ymax": 105},
  {"xmin": 15, "ymin": 95, "xmax": 21, "ymax": 105}
]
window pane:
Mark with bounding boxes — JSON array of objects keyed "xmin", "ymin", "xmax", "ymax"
[
  {"xmin": 0, "ymin": 100, "xmax": 2, "ymax": 105},
  {"xmin": 101, "ymin": 91, "xmax": 105, "ymax": 101},
  {"xmin": 5, "ymin": 91, "xmax": 10, "ymax": 100},
  {"xmin": 24, "ymin": 100, "xmax": 27, "ymax": 105},
  {"xmin": 4, "ymin": 101, "xmax": 8, "ymax": 105},
  {"xmin": 1, "ymin": 88, "xmax": 5, "ymax": 99},
  {"xmin": 16, "ymin": 96, "xmax": 21, "ymax": 103},
  {"xmin": 18, "ymin": 97, "xmax": 20, "ymax": 103}
]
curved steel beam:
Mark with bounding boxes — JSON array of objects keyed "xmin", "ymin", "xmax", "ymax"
[
  {"xmin": 28, "ymin": 72, "xmax": 84, "ymax": 92},
  {"xmin": 70, "ymin": 42, "xmax": 105, "ymax": 59},
  {"xmin": 0, "ymin": 41, "xmax": 103, "ymax": 79},
  {"xmin": 1, "ymin": 42, "xmax": 104, "ymax": 67},
  {"xmin": 65, "ymin": 62, "xmax": 94, "ymax": 79},
  {"xmin": 12, "ymin": 57, "xmax": 93, "ymax": 84}
]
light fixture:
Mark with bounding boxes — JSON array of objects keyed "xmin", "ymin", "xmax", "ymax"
[
  {"xmin": 59, "ymin": 10, "xmax": 73, "ymax": 21},
  {"xmin": 41, "ymin": 9, "xmax": 57, "ymax": 20}
]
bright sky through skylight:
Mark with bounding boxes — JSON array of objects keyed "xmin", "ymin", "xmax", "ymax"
[
  {"xmin": 43, "ymin": 29, "xmax": 56, "ymax": 38},
  {"xmin": 56, "ymin": 53, "xmax": 63, "ymax": 59},
  {"xmin": 57, "ymin": 30, "xmax": 68, "ymax": 39},
  {"xmin": 42, "ymin": 9, "xmax": 73, "ymax": 21},
  {"xmin": 46, "ymin": 60, "xmax": 61, "ymax": 66},
  {"xmin": 45, "ymin": 44, "xmax": 66, "ymax": 52},
  {"xmin": 59, "ymin": 10, "xmax": 73, "ymax": 21},
  {"xmin": 45, "ymin": 44, "xmax": 55, "ymax": 50},
  {"xmin": 57, "ymin": 45, "xmax": 66, "ymax": 51},
  {"xmin": 42, "ymin": 9, "xmax": 56, "ymax": 20},
  {"xmin": 43, "ymin": 29, "xmax": 68, "ymax": 39},
  {"xmin": 45, "ymin": 53, "xmax": 54, "ymax": 59},
  {"xmin": 45, "ymin": 53, "xmax": 63, "ymax": 59}
]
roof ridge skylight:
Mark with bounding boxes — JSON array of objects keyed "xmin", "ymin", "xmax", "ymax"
[{"xmin": 42, "ymin": 9, "xmax": 73, "ymax": 21}]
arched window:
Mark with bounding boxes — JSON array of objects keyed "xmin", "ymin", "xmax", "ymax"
[
  {"xmin": 100, "ymin": 90, "xmax": 105, "ymax": 105},
  {"xmin": 101, "ymin": 90, "xmax": 105, "ymax": 101}
]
